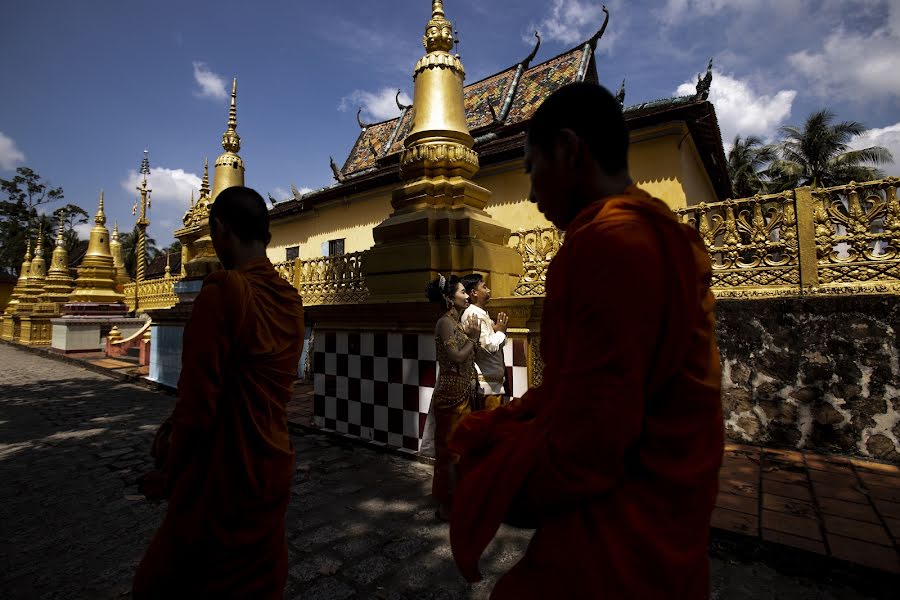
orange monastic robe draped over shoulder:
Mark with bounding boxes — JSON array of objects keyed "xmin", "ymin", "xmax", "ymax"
[
  {"xmin": 450, "ymin": 187, "xmax": 724, "ymax": 599},
  {"xmin": 134, "ymin": 258, "xmax": 304, "ymax": 599}
]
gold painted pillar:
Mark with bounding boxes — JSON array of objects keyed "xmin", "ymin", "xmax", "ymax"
[{"xmin": 363, "ymin": 0, "xmax": 522, "ymax": 301}]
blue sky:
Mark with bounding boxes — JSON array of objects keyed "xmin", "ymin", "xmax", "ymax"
[{"xmin": 2, "ymin": 0, "xmax": 899, "ymax": 246}]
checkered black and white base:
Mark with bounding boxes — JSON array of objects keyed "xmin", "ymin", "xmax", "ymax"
[{"xmin": 313, "ymin": 331, "xmax": 529, "ymax": 452}]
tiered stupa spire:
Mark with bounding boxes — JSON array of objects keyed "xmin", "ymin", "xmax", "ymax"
[
  {"xmin": 211, "ymin": 78, "xmax": 244, "ymax": 200},
  {"xmin": 19, "ymin": 223, "xmax": 48, "ymax": 307},
  {"xmin": 110, "ymin": 221, "xmax": 130, "ymax": 291},
  {"xmin": 68, "ymin": 191, "xmax": 125, "ymax": 305},
  {"xmin": 0, "ymin": 238, "xmax": 33, "ymax": 339},
  {"xmin": 32, "ymin": 216, "xmax": 76, "ymax": 323}
]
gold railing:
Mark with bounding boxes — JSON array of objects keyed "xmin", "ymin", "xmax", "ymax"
[
  {"xmin": 509, "ymin": 178, "xmax": 900, "ymax": 299},
  {"xmin": 281, "ymin": 252, "xmax": 369, "ymax": 306},
  {"xmin": 124, "ymin": 274, "xmax": 182, "ymax": 311},
  {"xmin": 508, "ymin": 227, "xmax": 564, "ymax": 297}
]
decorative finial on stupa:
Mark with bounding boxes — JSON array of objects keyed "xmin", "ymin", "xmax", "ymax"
[
  {"xmin": 56, "ymin": 216, "xmax": 66, "ymax": 247},
  {"xmin": 200, "ymin": 158, "xmax": 210, "ymax": 197},
  {"xmin": 96, "ymin": 190, "xmax": 106, "ymax": 226},
  {"xmin": 222, "ymin": 78, "xmax": 240, "ymax": 153},
  {"xmin": 423, "ymin": 0, "xmax": 454, "ymax": 53},
  {"xmin": 34, "ymin": 222, "xmax": 44, "ymax": 256}
]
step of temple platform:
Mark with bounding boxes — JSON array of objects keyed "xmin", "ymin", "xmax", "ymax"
[{"xmin": 287, "ymin": 382, "xmax": 900, "ymax": 578}]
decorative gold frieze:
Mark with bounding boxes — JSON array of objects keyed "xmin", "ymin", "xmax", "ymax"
[
  {"xmin": 284, "ymin": 252, "xmax": 369, "ymax": 306},
  {"xmin": 506, "ymin": 178, "xmax": 900, "ymax": 299},
  {"xmin": 508, "ymin": 227, "xmax": 563, "ymax": 297},
  {"xmin": 124, "ymin": 274, "xmax": 182, "ymax": 312}
]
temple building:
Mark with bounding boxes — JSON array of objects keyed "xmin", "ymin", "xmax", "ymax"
[{"xmin": 265, "ymin": 10, "xmax": 730, "ymax": 267}]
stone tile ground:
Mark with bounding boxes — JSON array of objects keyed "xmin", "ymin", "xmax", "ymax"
[{"xmin": 0, "ymin": 343, "xmax": 895, "ymax": 599}]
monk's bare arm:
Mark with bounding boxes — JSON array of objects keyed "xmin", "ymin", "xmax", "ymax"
[{"xmin": 524, "ymin": 222, "xmax": 666, "ymax": 510}]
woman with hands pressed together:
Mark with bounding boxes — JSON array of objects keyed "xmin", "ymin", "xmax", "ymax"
[{"xmin": 425, "ymin": 273, "xmax": 481, "ymax": 521}]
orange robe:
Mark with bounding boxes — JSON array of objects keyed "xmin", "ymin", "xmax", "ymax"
[
  {"xmin": 134, "ymin": 258, "xmax": 304, "ymax": 599},
  {"xmin": 450, "ymin": 187, "xmax": 723, "ymax": 598}
]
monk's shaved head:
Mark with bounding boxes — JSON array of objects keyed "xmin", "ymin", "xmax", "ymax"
[
  {"xmin": 528, "ymin": 82, "xmax": 629, "ymax": 175},
  {"xmin": 209, "ymin": 186, "xmax": 270, "ymax": 243}
]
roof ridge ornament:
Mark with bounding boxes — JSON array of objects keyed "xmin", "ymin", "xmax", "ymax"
[
  {"xmin": 330, "ymin": 156, "xmax": 345, "ymax": 183},
  {"xmin": 395, "ymin": 89, "xmax": 411, "ymax": 111},
  {"xmin": 695, "ymin": 58, "xmax": 713, "ymax": 100},
  {"xmin": 357, "ymin": 108, "xmax": 371, "ymax": 130},
  {"xmin": 588, "ymin": 5, "xmax": 610, "ymax": 51},
  {"xmin": 615, "ymin": 79, "xmax": 625, "ymax": 107},
  {"xmin": 521, "ymin": 31, "xmax": 541, "ymax": 69}
]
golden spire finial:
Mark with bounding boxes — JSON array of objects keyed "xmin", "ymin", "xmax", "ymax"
[
  {"xmin": 228, "ymin": 78, "xmax": 237, "ymax": 130},
  {"xmin": 200, "ymin": 158, "xmax": 210, "ymax": 196},
  {"xmin": 221, "ymin": 80, "xmax": 241, "ymax": 154},
  {"xmin": 190, "ymin": 190, "xmax": 195, "ymax": 207},
  {"xmin": 165, "ymin": 252, "xmax": 172, "ymax": 277},
  {"xmin": 25, "ymin": 237, "xmax": 32, "ymax": 260},
  {"xmin": 113, "ymin": 221, "xmax": 119, "ymax": 238},
  {"xmin": 95, "ymin": 190, "xmax": 106, "ymax": 225},
  {"xmin": 424, "ymin": 0, "xmax": 454, "ymax": 52},
  {"xmin": 56, "ymin": 216, "xmax": 65, "ymax": 247},
  {"xmin": 34, "ymin": 222, "xmax": 44, "ymax": 254}
]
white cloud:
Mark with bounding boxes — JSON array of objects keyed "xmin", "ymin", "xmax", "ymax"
[
  {"xmin": 656, "ymin": 0, "xmax": 804, "ymax": 25},
  {"xmin": 120, "ymin": 166, "xmax": 201, "ymax": 244},
  {"xmin": 788, "ymin": 20, "xmax": 900, "ymax": 100},
  {"xmin": 192, "ymin": 61, "xmax": 228, "ymax": 100},
  {"xmin": 848, "ymin": 122, "xmax": 900, "ymax": 177},
  {"xmin": 531, "ymin": 0, "xmax": 613, "ymax": 46},
  {"xmin": 0, "ymin": 131, "xmax": 25, "ymax": 170},
  {"xmin": 74, "ymin": 221, "xmax": 93, "ymax": 240},
  {"xmin": 676, "ymin": 70, "xmax": 796, "ymax": 147},
  {"xmin": 338, "ymin": 87, "xmax": 412, "ymax": 123}
]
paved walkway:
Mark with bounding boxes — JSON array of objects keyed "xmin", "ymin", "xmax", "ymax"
[
  {"xmin": 0, "ymin": 343, "xmax": 895, "ymax": 599},
  {"xmin": 288, "ymin": 383, "xmax": 900, "ymax": 577}
]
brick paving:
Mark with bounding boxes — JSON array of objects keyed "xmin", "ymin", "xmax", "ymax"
[{"xmin": 0, "ymin": 342, "xmax": 895, "ymax": 599}]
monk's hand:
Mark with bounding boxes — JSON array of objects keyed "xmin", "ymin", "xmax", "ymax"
[
  {"xmin": 493, "ymin": 312, "xmax": 509, "ymax": 333},
  {"xmin": 137, "ymin": 470, "xmax": 167, "ymax": 502},
  {"xmin": 464, "ymin": 314, "xmax": 481, "ymax": 340}
]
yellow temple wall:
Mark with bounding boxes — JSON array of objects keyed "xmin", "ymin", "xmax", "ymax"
[
  {"xmin": 267, "ymin": 124, "xmax": 716, "ymax": 260},
  {"xmin": 268, "ymin": 186, "xmax": 394, "ymax": 263}
]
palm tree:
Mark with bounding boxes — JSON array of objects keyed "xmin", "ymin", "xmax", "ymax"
[
  {"xmin": 767, "ymin": 110, "xmax": 893, "ymax": 190},
  {"xmin": 118, "ymin": 225, "xmax": 159, "ymax": 278},
  {"xmin": 728, "ymin": 135, "xmax": 776, "ymax": 198}
]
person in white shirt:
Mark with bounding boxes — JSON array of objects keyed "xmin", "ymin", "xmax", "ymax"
[{"xmin": 461, "ymin": 274, "xmax": 509, "ymax": 410}]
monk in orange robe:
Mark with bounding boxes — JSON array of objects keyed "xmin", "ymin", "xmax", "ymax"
[
  {"xmin": 133, "ymin": 186, "xmax": 304, "ymax": 599},
  {"xmin": 449, "ymin": 83, "xmax": 723, "ymax": 598}
]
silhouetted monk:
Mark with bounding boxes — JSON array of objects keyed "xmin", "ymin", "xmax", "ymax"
[
  {"xmin": 450, "ymin": 83, "xmax": 723, "ymax": 598},
  {"xmin": 134, "ymin": 186, "xmax": 304, "ymax": 599}
]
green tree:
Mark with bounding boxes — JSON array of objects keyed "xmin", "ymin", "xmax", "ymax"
[
  {"xmin": 727, "ymin": 135, "xmax": 776, "ymax": 198},
  {"xmin": 118, "ymin": 225, "xmax": 159, "ymax": 278},
  {"xmin": 52, "ymin": 204, "xmax": 90, "ymax": 254},
  {"xmin": 0, "ymin": 167, "xmax": 65, "ymax": 275},
  {"xmin": 767, "ymin": 110, "xmax": 893, "ymax": 190}
]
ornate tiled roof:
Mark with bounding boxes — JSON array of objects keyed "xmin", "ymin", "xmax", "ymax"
[
  {"xmin": 337, "ymin": 48, "xmax": 587, "ymax": 179},
  {"xmin": 270, "ymin": 37, "xmax": 731, "ymax": 219}
]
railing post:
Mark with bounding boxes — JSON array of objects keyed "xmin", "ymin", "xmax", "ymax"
[
  {"xmin": 292, "ymin": 257, "xmax": 302, "ymax": 290},
  {"xmin": 794, "ymin": 186, "xmax": 820, "ymax": 290}
]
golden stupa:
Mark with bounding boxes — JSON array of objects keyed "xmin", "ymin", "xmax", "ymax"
[
  {"xmin": 364, "ymin": 0, "xmax": 522, "ymax": 300},
  {"xmin": 0, "ymin": 238, "xmax": 33, "ymax": 340},
  {"xmin": 110, "ymin": 221, "xmax": 131, "ymax": 291},
  {"xmin": 67, "ymin": 191, "xmax": 126, "ymax": 306},
  {"xmin": 178, "ymin": 80, "xmax": 244, "ymax": 279}
]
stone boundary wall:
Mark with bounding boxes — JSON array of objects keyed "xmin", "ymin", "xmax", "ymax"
[{"xmin": 716, "ymin": 295, "xmax": 899, "ymax": 463}]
